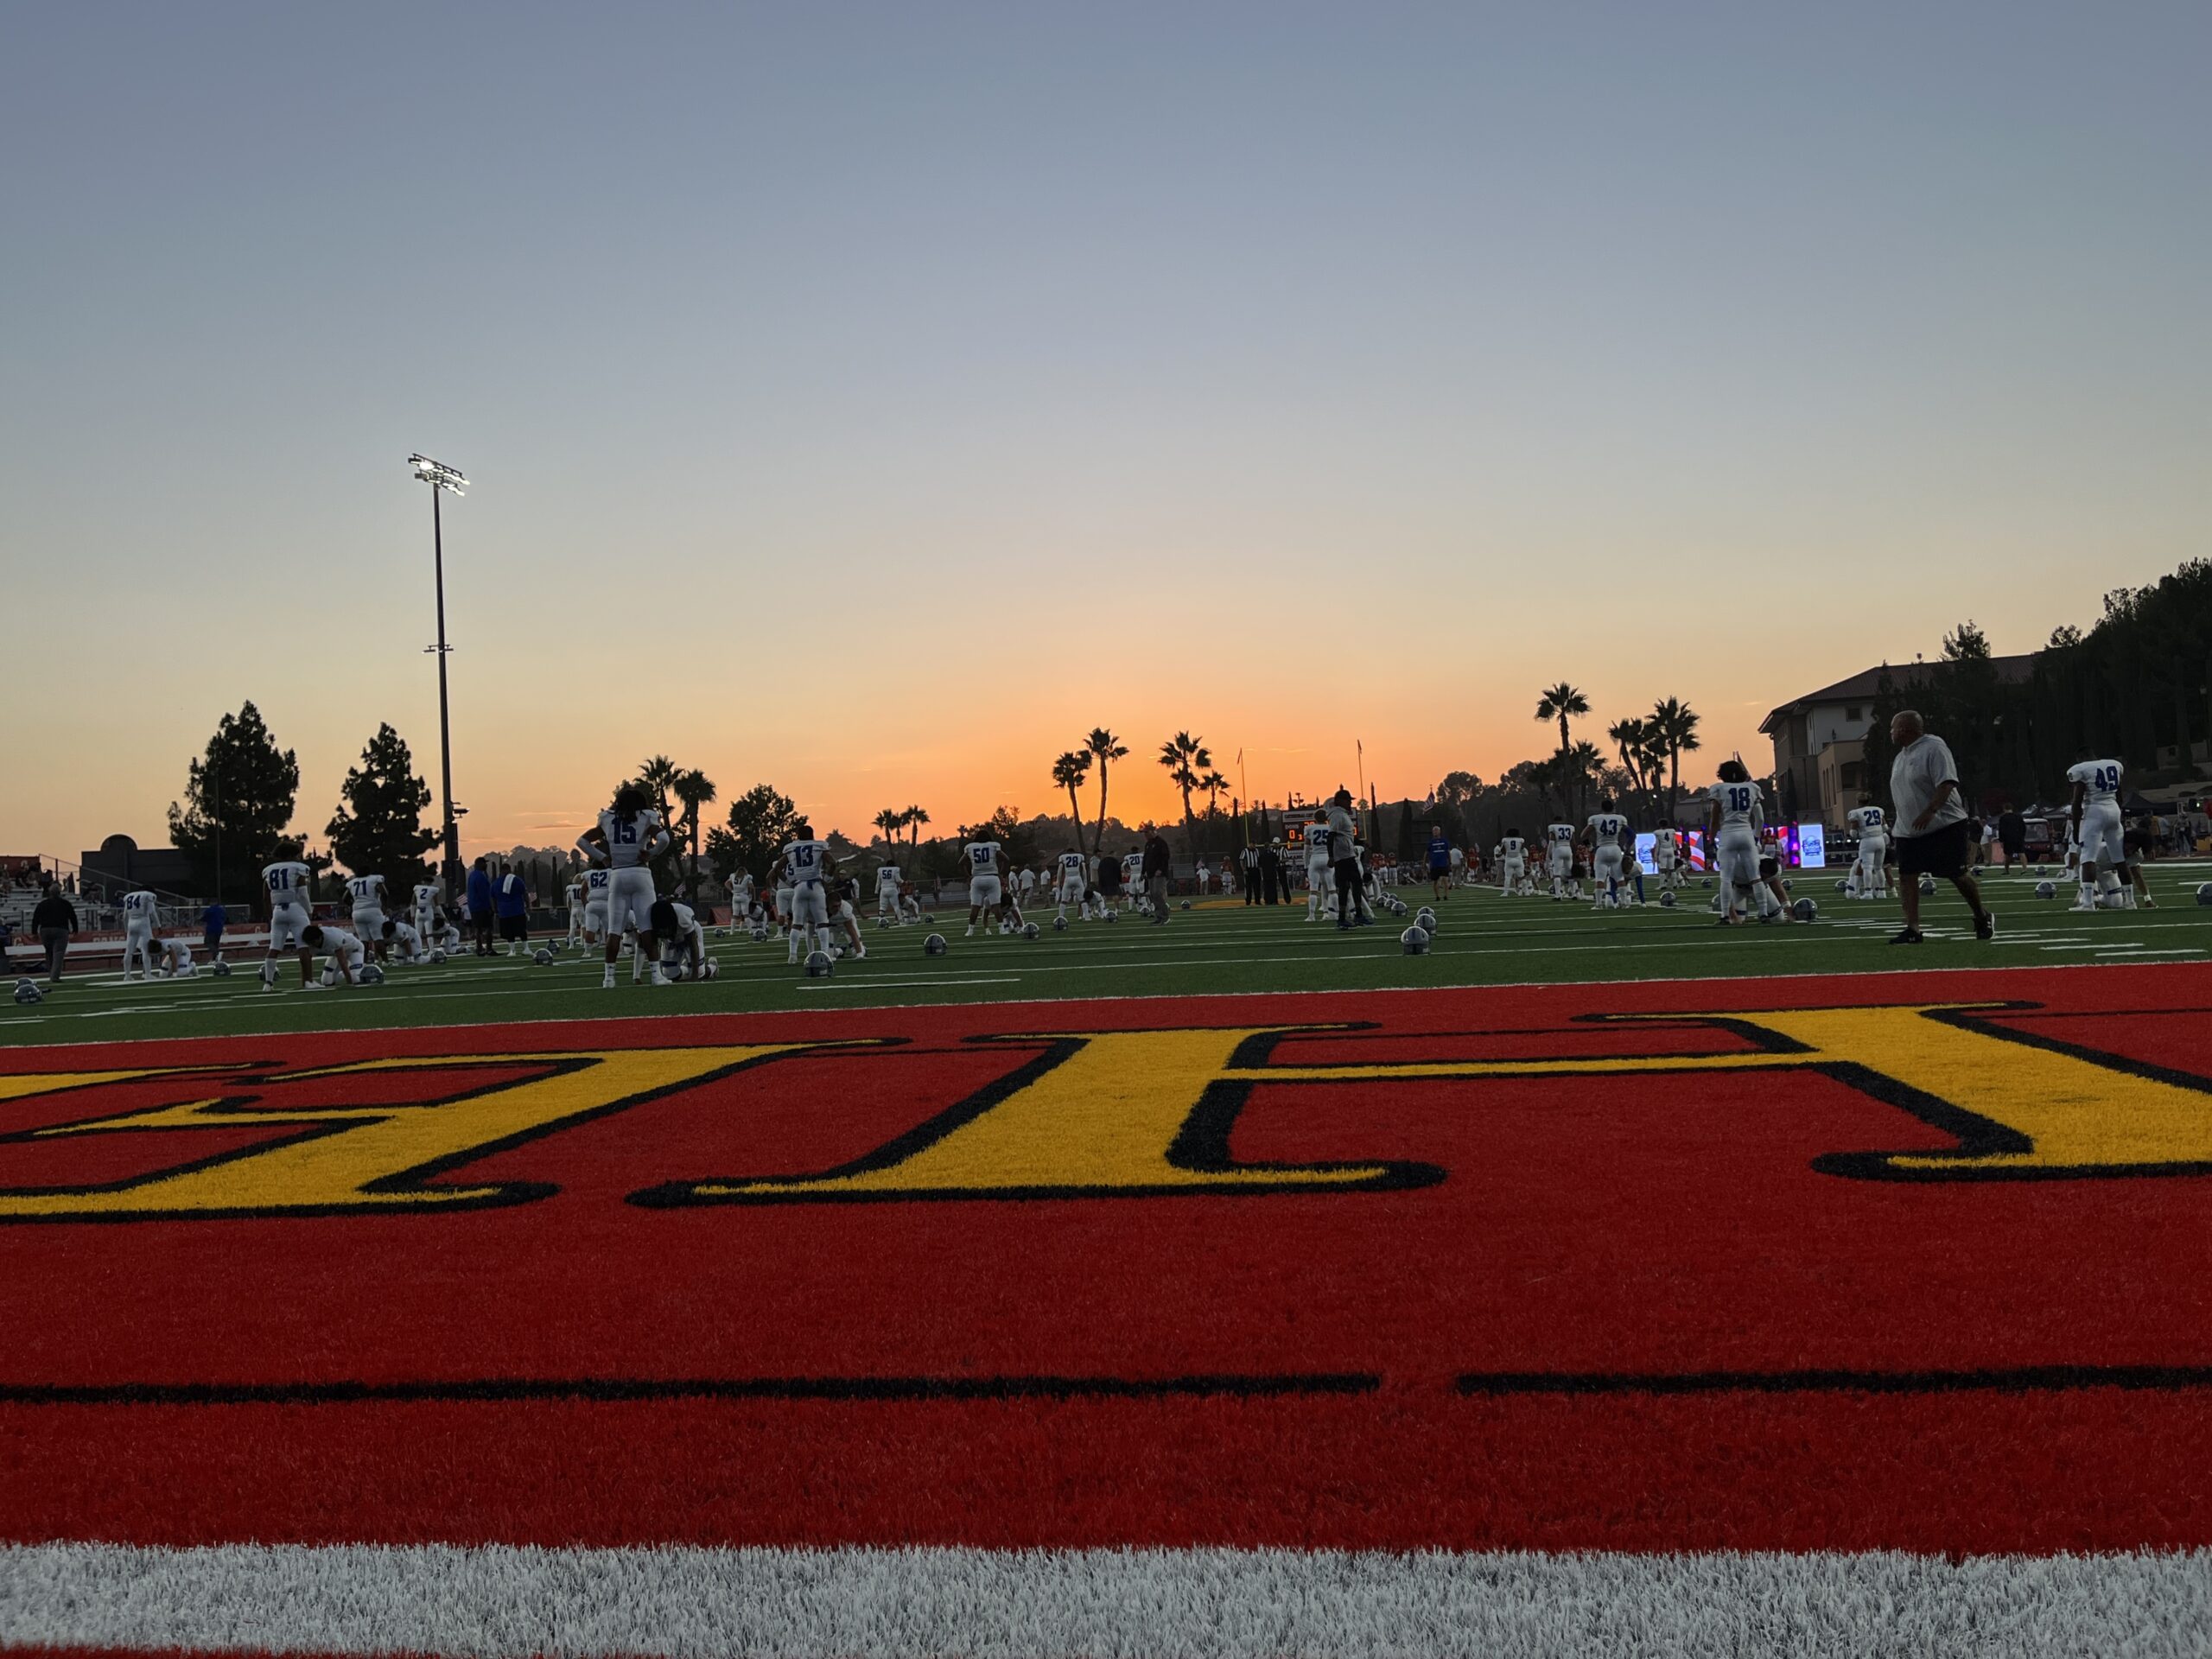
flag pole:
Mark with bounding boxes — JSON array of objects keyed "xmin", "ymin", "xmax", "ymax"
[{"xmin": 1356, "ymin": 740, "xmax": 1369, "ymax": 839}]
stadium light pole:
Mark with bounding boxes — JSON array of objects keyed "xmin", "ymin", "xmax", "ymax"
[{"xmin": 409, "ymin": 454, "xmax": 467, "ymax": 899}]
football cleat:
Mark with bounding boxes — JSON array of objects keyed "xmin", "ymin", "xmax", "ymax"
[{"xmin": 701, "ymin": 958, "xmax": 720, "ymax": 979}]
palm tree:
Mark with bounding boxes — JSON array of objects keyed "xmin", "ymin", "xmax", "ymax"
[
  {"xmin": 1565, "ymin": 740, "xmax": 1604, "ymax": 819},
  {"xmin": 900, "ymin": 804, "xmax": 930, "ymax": 856},
  {"xmin": 1649, "ymin": 696, "xmax": 1703, "ymax": 820},
  {"xmin": 1608, "ymin": 717, "xmax": 1658, "ymax": 818},
  {"xmin": 872, "ymin": 808, "xmax": 903, "ymax": 861},
  {"xmin": 635, "ymin": 754, "xmax": 681, "ymax": 822},
  {"xmin": 1199, "ymin": 770, "xmax": 1230, "ymax": 821},
  {"xmin": 671, "ymin": 768, "xmax": 717, "ymax": 901},
  {"xmin": 1535, "ymin": 683, "xmax": 1590, "ymax": 755},
  {"xmin": 1051, "ymin": 752, "xmax": 1092, "ymax": 849},
  {"xmin": 1157, "ymin": 731, "xmax": 1213, "ymax": 857},
  {"xmin": 1083, "ymin": 728, "xmax": 1128, "ymax": 860}
]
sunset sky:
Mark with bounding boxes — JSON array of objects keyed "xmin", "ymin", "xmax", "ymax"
[{"xmin": 5, "ymin": 3, "xmax": 2207, "ymax": 865}]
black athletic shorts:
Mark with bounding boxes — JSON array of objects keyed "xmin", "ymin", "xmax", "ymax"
[
  {"xmin": 1895, "ymin": 819, "xmax": 1971, "ymax": 880},
  {"xmin": 1758, "ymin": 856, "xmax": 1779, "ymax": 880},
  {"xmin": 498, "ymin": 913, "xmax": 528, "ymax": 941}
]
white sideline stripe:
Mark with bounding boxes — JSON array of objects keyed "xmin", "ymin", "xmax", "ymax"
[{"xmin": 2, "ymin": 1544, "xmax": 2207, "ymax": 1658}]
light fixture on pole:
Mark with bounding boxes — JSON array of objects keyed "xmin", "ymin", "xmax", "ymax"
[{"xmin": 409, "ymin": 454, "xmax": 467, "ymax": 898}]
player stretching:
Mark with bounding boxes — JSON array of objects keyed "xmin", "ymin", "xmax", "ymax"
[
  {"xmin": 875, "ymin": 857, "xmax": 905, "ymax": 925},
  {"xmin": 299, "ymin": 922, "xmax": 366, "ymax": 988},
  {"xmin": 2067, "ymin": 754, "xmax": 2129, "ymax": 911},
  {"xmin": 1584, "ymin": 799, "xmax": 1631, "ymax": 910},
  {"xmin": 575, "ymin": 784, "xmax": 671, "ymax": 988},
  {"xmin": 1843, "ymin": 803, "xmax": 1889, "ymax": 897},
  {"xmin": 261, "ymin": 856, "xmax": 315, "ymax": 991}
]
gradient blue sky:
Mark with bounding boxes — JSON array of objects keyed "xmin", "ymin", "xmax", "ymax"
[{"xmin": 5, "ymin": 3, "xmax": 2207, "ymax": 861}]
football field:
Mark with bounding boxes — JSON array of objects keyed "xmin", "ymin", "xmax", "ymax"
[
  {"xmin": 9, "ymin": 861, "xmax": 2212, "ymax": 1044},
  {"xmin": 4, "ymin": 868, "xmax": 2211, "ymax": 1656}
]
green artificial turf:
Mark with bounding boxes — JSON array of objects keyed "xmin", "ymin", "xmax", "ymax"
[{"xmin": 5, "ymin": 862, "xmax": 2209, "ymax": 1046}]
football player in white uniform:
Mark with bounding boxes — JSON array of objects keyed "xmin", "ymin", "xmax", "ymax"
[
  {"xmin": 149, "ymin": 935, "xmax": 197, "ymax": 977},
  {"xmin": 1584, "ymin": 801, "xmax": 1632, "ymax": 910},
  {"xmin": 651, "ymin": 898, "xmax": 712, "ymax": 977},
  {"xmin": 298, "ymin": 922, "xmax": 365, "ymax": 988},
  {"xmin": 119, "ymin": 888, "xmax": 162, "ymax": 980},
  {"xmin": 1543, "ymin": 823, "xmax": 1577, "ymax": 900},
  {"xmin": 381, "ymin": 917, "xmax": 427, "ymax": 963},
  {"xmin": 1650, "ymin": 829, "xmax": 1679, "ymax": 891},
  {"xmin": 261, "ymin": 857, "xmax": 315, "ymax": 990},
  {"xmin": 727, "ymin": 871, "xmax": 754, "ymax": 931},
  {"xmin": 2066, "ymin": 755, "xmax": 2129, "ymax": 910},
  {"xmin": 411, "ymin": 882, "xmax": 441, "ymax": 941},
  {"xmin": 345, "ymin": 873, "xmax": 389, "ymax": 960},
  {"xmin": 1706, "ymin": 761, "xmax": 1773, "ymax": 925},
  {"xmin": 1496, "ymin": 832, "xmax": 1528, "ymax": 895},
  {"xmin": 1302, "ymin": 813, "xmax": 1333, "ymax": 921},
  {"xmin": 779, "ymin": 822, "xmax": 840, "ymax": 964},
  {"xmin": 579, "ymin": 867, "xmax": 613, "ymax": 948},
  {"xmin": 563, "ymin": 879, "xmax": 588, "ymax": 947},
  {"xmin": 964, "ymin": 836, "xmax": 1014, "ymax": 937},
  {"xmin": 575, "ymin": 785, "xmax": 672, "ymax": 988},
  {"xmin": 1053, "ymin": 846, "xmax": 1091, "ymax": 924},
  {"xmin": 875, "ymin": 859, "xmax": 905, "ymax": 924},
  {"xmin": 1844, "ymin": 803, "xmax": 1890, "ymax": 898}
]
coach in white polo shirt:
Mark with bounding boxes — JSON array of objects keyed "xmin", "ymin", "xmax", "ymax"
[{"xmin": 1887, "ymin": 708, "xmax": 1995, "ymax": 946}]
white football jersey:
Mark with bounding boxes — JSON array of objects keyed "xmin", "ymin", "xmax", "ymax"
[
  {"xmin": 413, "ymin": 883, "xmax": 441, "ymax": 912},
  {"xmin": 346, "ymin": 874, "xmax": 385, "ymax": 907},
  {"xmin": 1547, "ymin": 824, "xmax": 1576, "ymax": 847},
  {"xmin": 390, "ymin": 919, "xmax": 423, "ymax": 952},
  {"xmin": 263, "ymin": 861, "xmax": 311, "ymax": 906},
  {"xmin": 966, "ymin": 842, "xmax": 1003, "ymax": 878},
  {"xmin": 122, "ymin": 890, "xmax": 160, "ymax": 919},
  {"xmin": 1122, "ymin": 855, "xmax": 1141, "ymax": 881},
  {"xmin": 783, "ymin": 839, "xmax": 830, "ymax": 885},
  {"xmin": 564, "ymin": 882, "xmax": 583, "ymax": 908},
  {"xmin": 1058, "ymin": 851, "xmax": 1087, "ymax": 882},
  {"xmin": 2067, "ymin": 760, "xmax": 2123, "ymax": 805},
  {"xmin": 1712, "ymin": 780, "xmax": 1763, "ymax": 830},
  {"xmin": 597, "ymin": 808, "xmax": 666, "ymax": 870},
  {"xmin": 316, "ymin": 924, "xmax": 363, "ymax": 958},
  {"xmin": 583, "ymin": 868, "xmax": 612, "ymax": 906},
  {"xmin": 668, "ymin": 901, "xmax": 698, "ymax": 932},
  {"xmin": 1652, "ymin": 833, "xmax": 1677, "ymax": 864},
  {"xmin": 1499, "ymin": 837, "xmax": 1525, "ymax": 859},
  {"xmin": 1303, "ymin": 823, "xmax": 1332, "ymax": 860},
  {"xmin": 1587, "ymin": 813, "xmax": 1628, "ymax": 848},
  {"xmin": 875, "ymin": 863, "xmax": 902, "ymax": 891},
  {"xmin": 1847, "ymin": 806, "xmax": 1886, "ymax": 834}
]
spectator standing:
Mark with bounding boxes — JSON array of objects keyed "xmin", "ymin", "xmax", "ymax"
[
  {"xmin": 1996, "ymin": 804, "xmax": 2026, "ymax": 868},
  {"xmin": 1141, "ymin": 829, "xmax": 1173, "ymax": 925},
  {"xmin": 494, "ymin": 868, "xmax": 531, "ymax": 956},
  {"xmin": 466, "ymin": 858, "xmax": 495, "ymax": 957},
  {"xmin": 201, "ymin": 899, "xmax": 227, "ymax": 965},
  {"xmin": 31, "ymin": 884, "xmax": 78, "ymax": 985},
  {"xmin": 1887, "ymin": 709, "xmax": 1995, "ymax": 945},
  {"xmin": 1427, "ymin": 823, "xmax": 1453, "ymax": 902},
  {"xmin": 1327, "ymin": 789, "xmax": 1373, "ymax": 931}
]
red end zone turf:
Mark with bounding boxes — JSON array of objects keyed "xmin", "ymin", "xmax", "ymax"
[{"xmin": 2, "ymin": 963, "xmax": 2209, "ymax": 1554}]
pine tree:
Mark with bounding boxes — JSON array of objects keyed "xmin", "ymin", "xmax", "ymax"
[
  {"xmin": 167, "ymin": 702, "xmax": 302, "ymax": 905},
  {"xmin": 325, "ymin": 723, "xmax": 439, "ymax": 893}
]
